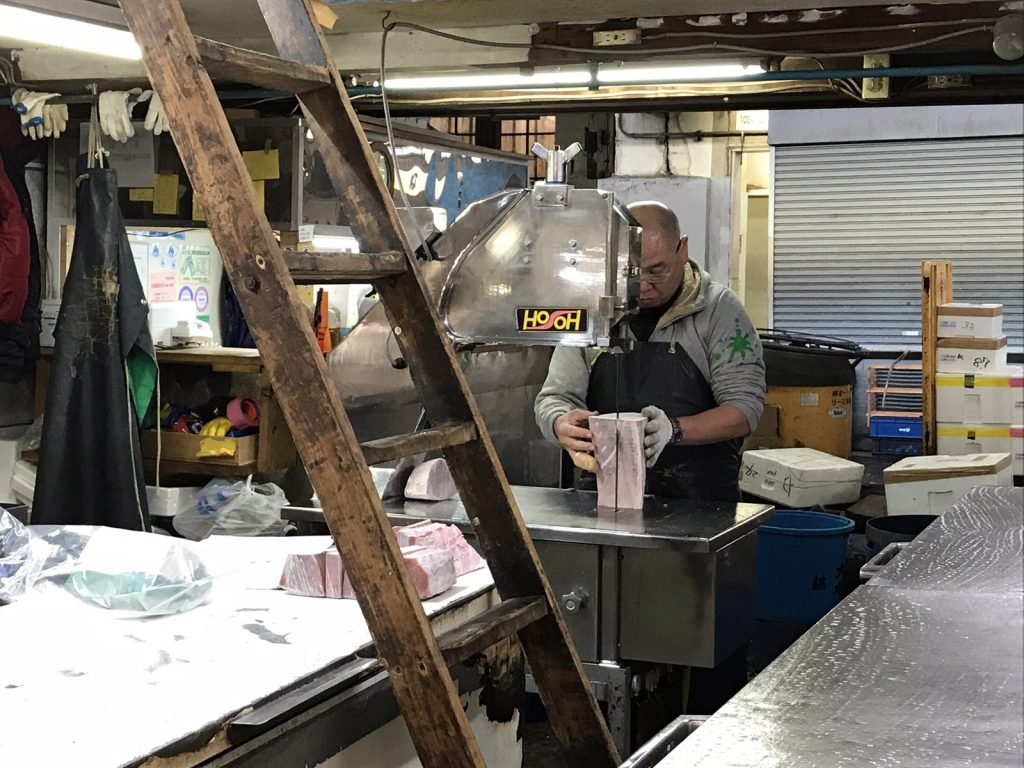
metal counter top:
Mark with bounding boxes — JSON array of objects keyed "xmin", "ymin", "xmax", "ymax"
[
  {"xmin": 381, "ymin": 486, "xmax": 773, "ymax": 553},
  {"xmin": 658, "ymin": 486, "xmax": 1024, "ymax": 768}
]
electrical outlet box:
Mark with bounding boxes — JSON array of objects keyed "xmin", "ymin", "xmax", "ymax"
[
  {"xmin": 593, "ymin": 29, "xmax": 641, "ymax": 46},
  {"xmin": 928, "ymin": 74, "xmax": 971, "ymax": 89},
  {"xmin": 862, "ymin": 54, "xmax": 890, "ymax": 99}
]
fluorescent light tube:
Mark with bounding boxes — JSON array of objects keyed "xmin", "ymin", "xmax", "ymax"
[
  {"xmin": 598, "ymin": 63, "xmax": 763, "ymax": 84},
  {"xmin": 384, "ymin": 68, "xmax": 593, "ymax": 91},
  {"xmin": 0, "ymin": 3, "xmax": 141, "ymax": 60}
]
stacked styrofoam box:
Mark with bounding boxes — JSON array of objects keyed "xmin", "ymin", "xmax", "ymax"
[{"xmin": 935, "ymin": 303, "xmax": 1021, "ymax": 474}]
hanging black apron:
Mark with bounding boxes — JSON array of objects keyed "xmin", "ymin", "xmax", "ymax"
[
  {"xmin": 33, "ymin": 168, "xmax": 155, "ymax": 530},
  {"xmin": 586, "ymin": 341, "xmax": 741, "ymax": 503}
]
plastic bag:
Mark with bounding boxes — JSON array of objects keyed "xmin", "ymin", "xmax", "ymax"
[
  {"xmin": 0, "ymin": 510, "xmax": 212, "ymax": 616},
  {"xmin": 173, "ymin": 476, "xmax": 288, "ymax": 541}
]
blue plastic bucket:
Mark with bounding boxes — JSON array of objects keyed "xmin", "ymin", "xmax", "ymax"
[{"xmin": 757, "ymin": 510, "xmax": 855, "ymax": 624}]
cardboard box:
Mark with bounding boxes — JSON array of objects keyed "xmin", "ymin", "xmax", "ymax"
[
  {"xmin": 742, "ymin": 404, "xmax": 781, "ymax": 451},
  {"xmin": 740, "ymin": 447, "xmax": 864, "ymax": 507},
  {"xmin": 936, "ymin": 337, "xmax": 1008, "ymax": 375},
  {"xmin": 884, "ymin": 453, "xmax": 1013, "ymax": 515},
  {"xmin": 936, "ymin": 367, "xmax": 1023, "ymax": 424},
  {"xmin": 142, "ymin": 431, "xmax": 257, "ymax": 467},
  {"xmin": 765, "ymin": 385, "xmax": 853, "ymax": 458},
  {"xmin": 937, "ymin": 302, "xmax": 1003, "ymax": 339}
]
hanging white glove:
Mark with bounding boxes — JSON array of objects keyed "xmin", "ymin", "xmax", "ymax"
[
  {"xmin": 11, "ymin": 88, "xmax": 63, "ymax": 140},
  {"xmin": 143, "ymin": 91, "xmax": 169, "ymax": 136},
  {"xmin": 98, "ymin": 88, "xmax": 151, "ymax": 143},
  {"xmin": 41, "ymin": 101, "xmax": 68, "ymax": 139}
]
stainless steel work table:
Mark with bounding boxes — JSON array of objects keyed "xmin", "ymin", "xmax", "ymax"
[
  {"xmin": 289, "ymin": 486, "xmax": 774, "ymax": 755},
  {"xmin": 382, "ymin": 485, "xmax": 773, "ymax": 552},
  {"xmin": 654, "ymin": 485, "xmax": 1024, "ymax": 768}
]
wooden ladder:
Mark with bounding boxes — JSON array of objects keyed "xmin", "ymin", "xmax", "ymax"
[{"xmin": 117, "ymin": 2, "xmax": 620, "ymax": 766}]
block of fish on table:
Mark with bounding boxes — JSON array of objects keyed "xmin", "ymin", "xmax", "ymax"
[
  {"xmin": 404, "ymin": 458, "xmax": 459, "ymax": 501},
  {"xmin": 589, "ymin": 412, "xmax": 646, "ymax": 511},
  {"xmin": 396, "ymin": 520, "xmax": 486, "ymax": 576}
]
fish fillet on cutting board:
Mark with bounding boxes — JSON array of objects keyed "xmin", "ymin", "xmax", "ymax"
[{"xmin": 590, "ymin": 412, "xmax": 646, "ymax": 510}]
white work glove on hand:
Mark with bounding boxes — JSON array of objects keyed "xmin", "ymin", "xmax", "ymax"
[
  {"xmin": 98, "ymin": 88, "xmax": 151, "ymax": 142},
  {"xmin": 143, "ymin": 91, "xmax": 169, "ymax": 135},
  {"xmin": 641, "ymin": 405, "xmax": 673, "ymax": 468},
  {"xmin": 12, "ymin": 88, "xmax": 67, "ymax": 140}
]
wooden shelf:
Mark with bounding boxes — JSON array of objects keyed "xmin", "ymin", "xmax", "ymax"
[
  {"xmin": 36, "ymin": 345, "xmax": 296, "ymax": 478},
  {"xmin": 143, "ymin": 458, "xmax": 257, "ymax": 478}
]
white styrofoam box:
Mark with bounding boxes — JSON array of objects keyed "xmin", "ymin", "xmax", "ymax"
[
  {"xmin": 10, "ymin": 459, "xmax": 36, "ymax": 508},
  {"xmin": 739, "ymin": 447, "xmax": 864, "ymax": 507},
  {"xmin": 937, "ymin": 424, "xmax": 1022, "ymax": 473},
  {"xmin": 936, "ymin": 337, "xmax": 1008, "ymax": 375},
  {"xmin": 937, "ymin": 302, "xmax": 1003, "ymax": 339},
  {"xmin": 146, "ymin": 485, "xmax": 203, "ymax": 518},
  {"xmin": 883, "ymin": 453, "xmax": 1013, "ymax": 515},
  {"xmin": 148, "ymin": 301, "xmax": 197, "ymax": 347},
  {"xmin": 936, "ymin": 366, "xmax": 1024, "ymax": 424},
  {"xmin": 39, "ymin": 298, "xmax": 61, "ymax": 347}
]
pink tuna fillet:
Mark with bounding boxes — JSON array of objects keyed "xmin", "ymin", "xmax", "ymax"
[{"xmin": 279, "ymin": 552, "xmax": 326, "ymax": 597}]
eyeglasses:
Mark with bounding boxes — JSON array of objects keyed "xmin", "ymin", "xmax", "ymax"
[{"xmin": 639, "ymin": 240, "xmax": 682, "ymax": 284}]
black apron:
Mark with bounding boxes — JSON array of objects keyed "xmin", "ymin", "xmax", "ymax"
[
  {"xmin": 34, "ymin": 168, "xmax": 155, "ymax": 530},
  {"xmin": 586, "ymin": 341, "xmax": 741, "ymax": 503}
]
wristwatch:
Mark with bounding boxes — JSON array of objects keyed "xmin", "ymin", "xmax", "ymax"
[{"xmin": 670, "ymin": 418, "xmax": 684, "ymax": 446}]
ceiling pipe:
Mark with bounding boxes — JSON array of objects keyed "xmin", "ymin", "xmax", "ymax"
[{"xmin": 617, "ymin": 115, "xmax": 767, "ymax": 141}]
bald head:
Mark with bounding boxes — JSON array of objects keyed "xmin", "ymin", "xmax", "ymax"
[
  {"xmin": 627, "ymin": 201, "xmax": 689, "ymax": 308},
  {"xmin": 628, "ymin": 201, "xmax": 681, "ymax": 244}
]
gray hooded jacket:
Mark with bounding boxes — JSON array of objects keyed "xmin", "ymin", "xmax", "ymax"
[{"xmin": 534, "ymin": 263, "xmax": 766, "ymax": 443}]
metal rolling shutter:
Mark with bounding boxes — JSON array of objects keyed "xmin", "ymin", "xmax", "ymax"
[{"xmin": 772, "ymin": 138, "xmax": 1024, "ymax": 350}]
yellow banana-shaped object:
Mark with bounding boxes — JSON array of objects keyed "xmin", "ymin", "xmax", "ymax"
[{"xmin": 200, "ymin": 417, "xmax": 233, "ymax": 437}]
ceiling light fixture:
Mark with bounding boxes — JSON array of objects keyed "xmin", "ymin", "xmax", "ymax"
[
  {"xmin": 0, "ymin": 3, "xmax": 141, "ymax": 60},
  {"xmin": 384, "ymin": 68, "xmax": 594, "ymax": 91},
  {"xmin": 597, "ymin": 62, "xmax": 764, "ymax": 84}
]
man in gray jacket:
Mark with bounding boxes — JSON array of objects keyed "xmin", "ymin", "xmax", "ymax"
[{"xmin": 534, "ymin": 201, "xmax": 766, "ymax": 502}]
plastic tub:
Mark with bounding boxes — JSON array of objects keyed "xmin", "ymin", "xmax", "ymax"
[
  {"xmin": 866, "ymin": 515, "xmax": 937, "ymax": 556},
  {"xmin": 757, "ymin": 510, "xmax": 855, "ymax": 624}
]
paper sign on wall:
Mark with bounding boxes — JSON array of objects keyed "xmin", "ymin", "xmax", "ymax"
[
  {"xmin": 153, "ymin": 173, "xmax": 179, "ymax": 215},
  {"xmin": 242, "ymin": 149, "xmax": 280, "ymax": 180},
  {"xmin": 129, "ymin": 188, "xmax": 154, "ymax": 201}
]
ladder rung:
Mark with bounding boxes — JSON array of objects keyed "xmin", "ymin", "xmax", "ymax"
[
  {"xmin": 360, "ymin": 422, "xmax": 477, "ymax": 466},
  {"xmin": 438, "ymin": 597, "xmax": 549, "ymax": 667},
  {"xmin": 283, "ymin": 248, "xmax": 407, "ymax": 284},
  {"xmin": 195, "ymin": 36, "xmax": 332, "ymax": 93}
]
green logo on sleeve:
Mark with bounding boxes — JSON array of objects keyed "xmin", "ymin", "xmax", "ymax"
[{"xmin": 715, "ymin": 321, "xmax": 753, "ymax": 363}]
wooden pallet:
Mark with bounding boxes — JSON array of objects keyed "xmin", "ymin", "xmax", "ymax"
[{"xmin": 116, "ymin": 2, "xmax": 619, "ymax": 767}]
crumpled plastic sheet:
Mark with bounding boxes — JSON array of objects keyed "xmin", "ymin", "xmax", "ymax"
[
  {"xmin": 0, "ymin": 510, "xmax": 212, "ymax": 616},
  {"xmin": 173, "ymin": 476, "xmax": 289, "ymax": 541}
]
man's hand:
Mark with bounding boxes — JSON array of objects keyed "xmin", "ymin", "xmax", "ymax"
[
  {"xmin": 641, "ymin": 405, "xmax": 673, "ymax": 468},
  {"xmin": 554, "ymin": 409, "xmax": 597, "ymax": 453}
]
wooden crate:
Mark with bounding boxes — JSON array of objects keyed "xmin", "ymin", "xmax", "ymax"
[{"xmin": 142, "ymin": 430, "xmax": 257, "ymax": 468}]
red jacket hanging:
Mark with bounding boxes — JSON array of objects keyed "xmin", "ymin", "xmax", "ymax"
[{"xmin": 0, "ymin": 153, "xmax": 30, "ymax": 323}]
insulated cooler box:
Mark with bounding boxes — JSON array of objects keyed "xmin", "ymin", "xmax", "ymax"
[
  {"xmin": 936, "ymin": 337, "xmax": 1009, "ymax": 375},
  {"xmin": 883, "ymin": 453, "xmax": 1013, "ymax": 515},
  {"xmin": 937, "ymin": 424, "xmax": 1023, "ymax": 475},
  {"xmin": 740, "ymin": 447, "xmax": 864, "ymax": 507},
  {"xmin": 936, "ymin": 367, "xmax": 1024, "ymax": 424},
  {"xmin": 937, "ymin": 302, "xmax": 1004, "ymax": 339}
]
